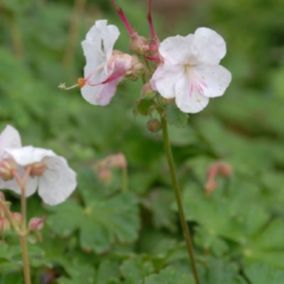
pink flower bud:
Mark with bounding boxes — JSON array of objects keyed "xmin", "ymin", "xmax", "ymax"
[
  {"xmin": 0, "ymin": 192, "xmax": 5, "ymax": 201},
  {"xmin": 108, "ymin": 153, "xmax": 127, "ymax": 169},
  {"xmin": 110, "ymin": 51, "xmax": 144, "ymax": 79},
  {"xmin": 142, "ymin": 82, "xmax": 154, "ymax": 95},
  {"xmin": 0, "ymin": 159, "xmax": 15, "ymax": 181},
  {"xmin": 29, "ymin": 217, "xmax": 44, "ymax": 231},
  {"xmin": 0, "ymin": 216, "xmax": 10, "ymax": 232},
  {"xmin": 97, "ymin": 168, "xmax": 113, "ymax": 183},
  {"xmin": 147, "ymin": 119, "xmax": 161, "ymax": 133},
  {"xmin": 130, "ymin": 34, "xmax": 150, "ymax": 54},
  {"xmin": 205, "ymin": 161, "xmax": 233, "ymax": 194},
  {"xmin": 30, "ymin": 162, "xmax": 47, "ymax": 177}
]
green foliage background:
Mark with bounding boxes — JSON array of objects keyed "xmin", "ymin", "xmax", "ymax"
[{"xmin": 0, "ymin": 0, "xmax": 284, "ymax": 283}]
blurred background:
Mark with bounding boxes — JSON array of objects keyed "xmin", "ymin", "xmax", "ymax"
[{"xmin": 0, "ymin": 0, "xmax": 284, "ymax": 283}]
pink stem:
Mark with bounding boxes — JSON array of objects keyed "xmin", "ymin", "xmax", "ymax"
[
  {"xmin": 112, "ymin": 0, "xmax": 136, "ymax": 36},
  {"xmin": 147, "ymin": 0, "xmax": 158, "ymax": 41}
]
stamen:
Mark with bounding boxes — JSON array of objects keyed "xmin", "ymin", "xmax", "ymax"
[{"xmin": 58, "ymin": 82, "xmax": 79, "ymax": 90}]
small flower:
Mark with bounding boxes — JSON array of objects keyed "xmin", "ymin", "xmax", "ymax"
[
  {"xmin": 80, "ymin": 20, "xmax": 142, "ymax": 106},
  {"xmin": 0, "ymin": 126, "xmax": 77, "ymax": 206},
  {"xmin": 151, "ymin": 27, "xmax": 232, "ymax": 113}
]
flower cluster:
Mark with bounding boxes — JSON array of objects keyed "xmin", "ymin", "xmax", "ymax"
[
  {"xmin": 76, "ymin": 0, "xmax": 231, "ymax": 114},
  {"xmin": 0, "ymin": 125, "xmax": 77, "ymax": 206}
]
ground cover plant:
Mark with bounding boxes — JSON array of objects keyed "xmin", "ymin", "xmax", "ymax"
[{"xmin": 0, "ymin": 0, "xmax": 284, "ymax": 283}]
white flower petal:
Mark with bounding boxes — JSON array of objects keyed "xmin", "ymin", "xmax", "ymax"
[
  {"xmin": 38, "ymin": 156, "xmax": 77, "ymax": 206},
  {"xmin": 175, "ymin": 76, "xmax": 209, "ymax": 113},
  {"xmin": 5, "ymin": 146, "xmax": 55, "ymax": 166},
  {"xmin": 193, "ymin": 27, "xmax": 227, "ymax": 65},
  {"xmin": 159, "ymin": 34, "xmax": 194, "ymax": 65},
  {"xmin": 81, "ymin": 79, "xmax": 119, "ymax": 106},
  {"xmin": 0, "ymin": 125, "xmax": 22, "ymax": 157},
  {"xmin": 150, "ymin": 64, "xmax": 184, "ymax": 99},
  {"xmin": 82, "ymin": 20, "xmax": 120, "ymax": 65},
  {"xmin": 194, "ymin": 65, "xmax": 232, "ymax": 98}
]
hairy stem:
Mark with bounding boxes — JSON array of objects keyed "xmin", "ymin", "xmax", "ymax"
[
  {"xmin": 14, "ymin": 168, "xmax": 32, "ymax": 284},
  {"xmin": 121, "ymin": 167, "xmax": 128, "ymax": 192},
  {"xmin": 63, "ymin": 0, "xmax": 86, "ymax": 68},
  {"xmin": 160, "ymin": 111, "xmax": 200, "ymax": 284},
  {"xmin": 9, "ymin": 14, "xmax": 24, "ymax": 58},
  {"xmin": 19, "ymin": 233, "xmax": 32, "ymax": 284}
]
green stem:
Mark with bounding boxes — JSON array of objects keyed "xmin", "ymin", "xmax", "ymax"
[
  {"xmin": 14, "ymin": 169, "xmax": 32, "ymax": 284},
  {"xmin": 121, "ymin": 167, "xmax": 128, "ymax": 192},
  {"xmin": 63, "ymin": 0, "xmax": 86, "ymax": 68},
  {"xmin": 160, "ymin": 111, "xmax": 200, "ymax": 284},
  {"xmin": 19, "ymin": 183, "xmax": 32, "ymax": 284},
  {"xmin": 19, "ymin": 233, "xmax": 31, "ymax": 284}
]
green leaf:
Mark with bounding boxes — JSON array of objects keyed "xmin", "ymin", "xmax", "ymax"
[
  {"xmin": 201, "ymin": 259, "xmax": 246, "ymax": 284},
  {"xmin": 144, "ymin": 267, "xmax": 194, "ymax": 284},
  {"xmin": 96, "ymin": 259, "xmax": 121, "ymax": 284},
  {"xmin": 245, "ymin": 264, "xmax": 284, "ymax": 284},
  {"xmin": 58, "ymin": 261, "xmax": 95, "ymax": 284},
  {"xmin": 48, "ymin": 193, "xmax": 140, "ymax": 253},
  {"xmin": 120, "ymin": 257, "xmax": 155, "ymax": 284},
  {"xmin": 166, "ymin": 105, "xmax": 188, "ymax": 128},
  {"xmin": 134, "ymin": 97, "xmax": 156, "ymax": 116}
]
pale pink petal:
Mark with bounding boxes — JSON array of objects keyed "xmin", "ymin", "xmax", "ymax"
[
  {"xmin": 38, "ymin": 156, "xmax": 77, "ymax": 205},
  {"xmin": 193, "ymin": 27, "xmax": 227, "ymax": 65},
  {"xmin": 175, "ymin": 77, "xmax": 209, "ymax": 113},
  {"xmin": 151, "ymin": 64, "xmax": 184, "ymax": 99},
  {"xmin": 159, "ymin": 34, "xmax": 195, "ymax": 65},
  {"xmin": 0, "ymin": 125, "xmax": 22, "ymax": 157},
  {"xmin": 82, "ymin": 20, "xmax": 120, "ymax": 65},
  {"xmin": 81, "ymin": 79, "xmax": 119, "ymax": 106},
  {"xmin": 5, "ymin": 146, "xmax": 55, "ymax": 166},
  {"xmin": 193, "ymin": 65, "xmax": 232, "ymax": 98}
]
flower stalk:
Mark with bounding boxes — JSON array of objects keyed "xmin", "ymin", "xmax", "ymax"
[
  {"xmin": 14, "ymin": 168, "xmax": 32, "ymax": 284},
  {"xmin": 160, "ymin": 111, "xmax": 200, "ymax": 284}
]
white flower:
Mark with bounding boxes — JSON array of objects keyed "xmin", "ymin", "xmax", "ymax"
[
  {"xmin": 80, "ymin": 20, "xmax": 139, "ymax": 106},
  {"xmin": 150, "ymin": 27, "xmax": 232, "ymax": 113},
  {"xmin": 0, "ymin": 126, "xmax": 77, "ymax": 206}
]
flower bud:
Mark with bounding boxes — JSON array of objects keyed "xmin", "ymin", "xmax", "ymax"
[
  {"xmin": 110, "ymin": 51, "xmax": 144, "ymax": 79},
  {"xmin": 204, "ymin": 161, "xmax": 233, "ymax": 194},
  {"xmin": 0, "ymin": 192, "xmax": 5, "ymax": 201},
  {"xmin": 30, "ymin": 162, "xmax": 47, "ymax": 177},
  {"xmin": 219, "ymin": 163, "xmax": 233, "ymax": 177},
  {"xmin": 97, "ymin": 168, "xmax": 113, "ymax": 183},
  {"xmin": 108, "ymin": 153, "xmax": 127, "ymax": 169},
  {"xmin": 0, "ymin": 216, "xmax": 10, "ymax": 233},
  {"xmin": 29, "ymin": 217, "xmax": 44, "ymax": 231},
  {"xmin": 205, "ymin": 177, "xmax": 218, "ymax": 194},
  {"xmin": 130, "ymin": 34, "xmax": 149, "ymax": 55},
  {"xmin": 0, "ymin": 159, "xmax": 15, "ymax": 181},
  {"xmin": 142, "ymin": 83, "xmax": 154, "ymax": 96},
  {"xmin": 147, "ymin": 119, "xmax": 161, "ymax": 133}
]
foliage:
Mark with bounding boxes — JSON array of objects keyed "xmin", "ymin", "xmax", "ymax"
[{"xmin": 0, "ymin": 0, "xmax": 284, "ymax": 283}]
